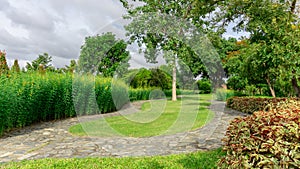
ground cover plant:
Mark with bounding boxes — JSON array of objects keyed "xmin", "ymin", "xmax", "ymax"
[
  {"xmin": 219, "ymin": 100, "xmax": 300, "ymax": 168},
  {"xmin": 69, "ymin": 94, "xmax": 213, "ymax": 137},
  {"xmin": 0, "ymin": 148, "xmax": 225, "ymax": 169}
]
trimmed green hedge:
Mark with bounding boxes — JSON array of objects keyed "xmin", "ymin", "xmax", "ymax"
[{"xmin": 226, "ymin": 97, "xmax": 299, "ymax": 114}]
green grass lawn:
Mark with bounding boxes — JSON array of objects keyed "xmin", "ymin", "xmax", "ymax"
[
  {"xmin": 0, "ymin": 148, "xmax": 225, "ymax": 169},
  {"xmin": 69, "ymin": 94, "xmax": 214, "ymax": 137}
]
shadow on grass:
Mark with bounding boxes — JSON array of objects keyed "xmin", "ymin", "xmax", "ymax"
[{"xmin": 176, "ymin": 148, "xmax": 225, "ymax": 169}]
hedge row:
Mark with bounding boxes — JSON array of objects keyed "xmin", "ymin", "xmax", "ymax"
[
  {"xmin": 0, "ymin": 73, "xmax": 128, "ymax": 136},
  {"xmin": 219, "ymin": 100, "xmax": 300, "ymax": 168},
  {"xmin": 0, "ymin": 72, "xmax": 198, "ymax": 136},
  {"xmin": 226, "ymin": 97, "xmax": 299, "ymax": 114}
]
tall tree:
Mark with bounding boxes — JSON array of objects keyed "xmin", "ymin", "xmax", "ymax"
[
  {"xmin": 78, "ymin": 32, "xmax": 130, "ymax": 76},
  {"xmin": 0, "ymin": 50, "xmax": 9, "ymax": 76},
  {"xmin": 26, "ymin": 53, "xmax": 53, "ymax": 71},
  {"xmin": 11, "ymin": 59, "xmax": 21, "ymax": 73},
  {"xmin": 121, "ymin": 0, "xmax": 224, "ymax": 101},
  {"xmin": 98, "ymin": 40, "xmax": 130, "ymax": 77},
  {"xmin": 64, "ymin": 59, "xmax": 77, "ymax": 74},
  {"xmin": 216, "ymin": 0, "xmax": 300, "ymax": 97}
]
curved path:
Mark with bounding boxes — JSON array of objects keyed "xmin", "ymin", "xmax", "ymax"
[{"xmin": 0, "ymin": 101, "xmax": 247, "ymax": 163}]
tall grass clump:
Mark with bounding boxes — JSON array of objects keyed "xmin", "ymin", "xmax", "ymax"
[{"xmin": 0, "ymin": 72, "xmax": 128, "ymax": 136}]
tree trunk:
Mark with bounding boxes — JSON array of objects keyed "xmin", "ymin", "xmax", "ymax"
[
  {"xmin": 266, "ymin": 77, "xmax": 276, "ymax": 98},
  {"xmin": 291, "ymin": 77, "xmax": 300, "ymax": 97},
  {"xmin": 172, "ymin": 64, "xmax": 177, "ymax": 101}
]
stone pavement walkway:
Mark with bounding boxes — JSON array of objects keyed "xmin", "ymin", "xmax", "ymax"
[{"xmin": 0, "ymin": 100, "xmax": 248, "ymax": 163}]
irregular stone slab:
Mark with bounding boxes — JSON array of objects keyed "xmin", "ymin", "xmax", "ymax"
[{"xmin": 0, "ymin": 100, "xmax": 248, "ymax": 163}]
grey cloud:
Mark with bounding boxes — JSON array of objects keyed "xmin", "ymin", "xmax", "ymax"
[
  {"xmin": 6, "ymin": 7, "xmax": 56, "ymax": 32},
  {"xmin": 0, "ymin": 0, "xmax": 127, "ymax": 67},
  {"xmin": 0, "ymin": 0, "xmax": 10, "ymax": 10}
]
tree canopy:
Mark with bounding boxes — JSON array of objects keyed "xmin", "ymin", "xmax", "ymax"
[
  {"xmin": 217, "ymin": 0, "xmax": 300, "ymax": 97},
  {"xmin": 78, "ymin": 32, "xmax": 130, "ymax": 77}
]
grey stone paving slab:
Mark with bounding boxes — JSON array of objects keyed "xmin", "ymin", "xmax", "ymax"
[{"xmin": 0, "ymin": 100, "xmax": 247, "ymax": 163}]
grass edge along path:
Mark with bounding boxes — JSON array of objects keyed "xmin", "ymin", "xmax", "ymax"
[
  {"xmin": 0, "ymin": 148, "xmax": 225, "ymax": 169},
  {"xmin": 69, "ymin": 94, "xmax": 214, "ymax": 137}
]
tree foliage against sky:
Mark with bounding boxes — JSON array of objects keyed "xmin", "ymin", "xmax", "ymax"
[
  {"xmin": 26, "ymin": 53, "xmax": 54, "ymax": 71},
  {"xmin": 78, "ymin": 32, "xmax": 130, "ymax": 77},
  {"xmin": 0, "ymin": 50, "xmax": 9, "ymax": 76},
  {"xmin": 121, "ymin": 0, "xmax": 226, "ymax": 100},
  {"xmin": 217, "ymin": 0, "xmax": 300, "ymax": 97}
]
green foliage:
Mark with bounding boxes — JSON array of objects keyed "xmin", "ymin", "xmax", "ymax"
[
  {"xmin": 219, "ymin": 100, "xmax": 300, "ymax": 169},
  {"xmin": 26, "ymin": 53, "xmax": 54, "ymax": 71},
  {"xmin": 226, "ymin": 97, "xmax": 298, "ymax": 114},
  {"xmin": 0, "ymin": 50, "xmax": 9, "ymax": 76},
  {"xmin": 1, "ymin": 148, "xmax": 225, "ymax": 169},
  {"xmin": 125, "ymin": 68, "xmax": 172, "ymax": 90},
  {"xmin": 98, "ymin": 40, "xmax": 130, "ymax": 77},
  {"xmin": 217, "ymin": 0, "xmax": 300, "ymax": 97},
  {"xmin": 78, "ymin": 32, "xmax": 130, "ymax": 76},
  {"xmin": 0, "ymin": 73, "xmax": 128, "ymax": 136},
  {"xmin": 11, "ymin": 59, "xmax": 21, "ymax": 74},
  {"xmin": 128, "ymin": 88, "xmax": 196, "ymax": 101},
  {"xmin": 61, "ymin": 60, "xmax": 77, "ymax": 74},
  {"xmin": 122, "ymin": 1, "xmax": 226, "ymax": 100},
  {"xmin": 214, "ymin": 88, "xmax": 235, "ymax": 101},
  {"xmin": 196, "ymin": 79, "xmax": 212, "ymax": 94},
  {"xmin": 226, "ymin": 75, "xmax": 247, "ymax": 91},
  {"xmin": 129, "ymin": 88, "xmax": 152, "ymax": 101}
]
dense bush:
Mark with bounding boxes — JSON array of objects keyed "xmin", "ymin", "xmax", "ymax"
[
  {"xmin": 123, "ymin": 68, "xmax": 172, "ymax": 90},
  {"xmin": 129, "ymin": 88, "xmax": 196, "ymax": 101},
  {"xmin": 226, "ymin": 97, "xmax": 299, "ymax": 114},
  {"xmin": 219, "ymin": 100, "xmax": 300, "ymax": 168},
  {"xmin": 0, "ymin": 73, "xmax": 128, "ymax": 136},
  {"xmin": 196, "ymin": 79, "xmax": 212, "ymax": 94}
]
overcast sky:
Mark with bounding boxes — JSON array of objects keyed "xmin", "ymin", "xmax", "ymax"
[{"xmin": 0, "ymin": 0, "xmax": 244, "ymax": 69}]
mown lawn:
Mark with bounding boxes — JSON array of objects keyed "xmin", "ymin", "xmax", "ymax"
[
  {"xmin": 69, "ymin": 94, "xmax": 214, "ymax": 137},
  {"xmin": 0, "ymin": 148, "xmax": 225, "ymax": 169}
]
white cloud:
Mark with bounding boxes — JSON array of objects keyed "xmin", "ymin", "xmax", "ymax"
[
  {"xmin": 0, "ymin": 0, "xmax": 126, "ymax": 68},
  {"xmin": 0, "ymin": 0, "xmax": 247, "ymax": 69}
]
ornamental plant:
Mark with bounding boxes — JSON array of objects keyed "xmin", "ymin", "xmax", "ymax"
[
  {"xmin": 226, "ymin": 97, "xmax": 299, "ymax": 114},
  {"xmin": 218, "ymin": 100, "xmax": 300, "ymax": 168}
]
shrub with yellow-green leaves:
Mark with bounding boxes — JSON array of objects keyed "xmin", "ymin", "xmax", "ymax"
[{"xmin": 218, "ymin": 100, "xmax": 300, "ymax": 168}]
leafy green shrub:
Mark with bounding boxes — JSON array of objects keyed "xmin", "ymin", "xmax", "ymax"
[
  {"xmin": 219, "ymin": 100, "xmax": 300, "ymax": 169},
  {"xmin": 196, "ymin": 79, "xmax": 212, "ymax": 94},
  {"xmin": 124, "ymin": 68, "xmax": 172, "ymax": 90},
  {"xmin": 226, "ymin": 97, "xmax": 298, "ymax": 114},
  {"xmin": 215, "ymin": 88, "xmax": 235, "ymax": 101}
]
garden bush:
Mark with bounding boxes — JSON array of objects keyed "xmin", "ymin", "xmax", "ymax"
[
  {"xmin": 226, "ymin": 97, "xmax": 299, "ymax": 114},
  {"xmin": 128, "ymin": 88, "xmax": 195, "ymax": 101},
  {"xmin": 196, "ymin": 79, "xmax": 212, "ymax": 94},
  {"xmin": 219, "ymin": 100, "xmax": 300, "ymax": 168},
  {"xmin": 0, "ymin": 73, "xmax": 128, "ymax": 136}
]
